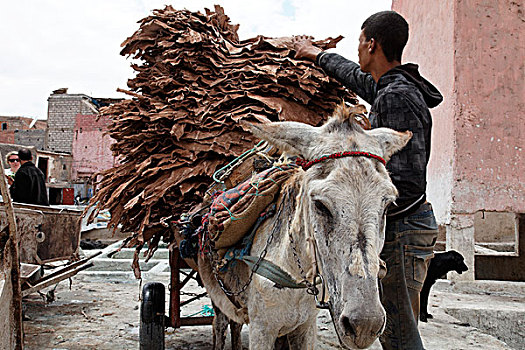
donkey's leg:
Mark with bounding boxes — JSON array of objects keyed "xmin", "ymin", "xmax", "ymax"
[
  {"xmin": 286, "ymin": 319, "xmax": 316, "ymax": 350},
  {"xmin": 249, "ymin": 323, "xmax": 278, "ymax": 350},
  {"xmin": 230, "ymin": 319, "xmax": 243, "ymax": 350},
  {"xmin": 212, "ymin": 303, "xmax": 229, "ymax": 350}
]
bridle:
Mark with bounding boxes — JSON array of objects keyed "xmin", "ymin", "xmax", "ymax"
[
  {"xmin": 293, "ymin": 150, "xmax": 388, "ymax": 311},
  {"xmin": 296, "ymin": 151, "xmax": 386, "ymax": 170}
]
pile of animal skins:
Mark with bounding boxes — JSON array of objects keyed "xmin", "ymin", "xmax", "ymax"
[{"xmin": 88, "ymin": 4, "xmax": 358, "ymax": 272}]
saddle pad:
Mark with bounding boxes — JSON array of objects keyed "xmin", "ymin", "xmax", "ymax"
[{"xmin": 208, "ymin": 165, "xmax": 297, "ymax": 249}]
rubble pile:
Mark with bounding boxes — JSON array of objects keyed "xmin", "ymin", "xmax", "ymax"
[{"xmin": 90, "ymin": 5, "xmax": 357, "ymax": 257}]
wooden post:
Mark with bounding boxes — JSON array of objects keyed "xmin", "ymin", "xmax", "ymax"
[{"xmin": 0, "ymin": 152, "xmax": 23, "ymax": 349}]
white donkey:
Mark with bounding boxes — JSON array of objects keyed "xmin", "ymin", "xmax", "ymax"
[{"xmin": 199, "ymin": 104, "xmax": 412, "ymax": 349}]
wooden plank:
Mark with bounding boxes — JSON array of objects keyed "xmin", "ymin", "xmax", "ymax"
[
  {"xmin": 31, "ymin": 251, "xmax": 101, "ymax": 286},
  {"xmin": 0, "ymin": 151, "xmax": 23, "ymax": 349},
  {"xmin": 20, "ymin": 263, "xmax": 43, "ymax": 283},
  {"xmin": 22, "ymin": 262, "xmax": 94, "ymax": 297}
]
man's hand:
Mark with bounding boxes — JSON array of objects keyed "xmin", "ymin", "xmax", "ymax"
[{"xmin": 292, "ymin": 35, "xmax": 323, "ymax": 62}]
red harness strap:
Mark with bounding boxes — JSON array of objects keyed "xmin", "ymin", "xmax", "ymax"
[{"xmin": 296, "ymin": 151, "xmax": 386, "ymax": 170}]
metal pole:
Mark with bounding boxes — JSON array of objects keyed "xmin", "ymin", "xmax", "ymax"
[{"xmin": 169, "ymin": 245, "xmax": 181, "ymax": 328}]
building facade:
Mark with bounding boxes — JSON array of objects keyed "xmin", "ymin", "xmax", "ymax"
[
  {"xmin": 46, "ymin": 91, "xmax": 99, "ymax": 154},
  {"xmin": 44, "ymin": 90, "xmax": 120, "ymax": 200},
  {"xmin": 392, "ymin": 0, "xmax": 524, "ymax": 280},
  {"xmin": 0, "ymin": 116, "xmax": 47, "ymax": 149}
]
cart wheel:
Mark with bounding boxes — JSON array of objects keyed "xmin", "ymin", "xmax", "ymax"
[{"xmin": 140, "ymin": 282, "xmax": 165, "ymax": 350}]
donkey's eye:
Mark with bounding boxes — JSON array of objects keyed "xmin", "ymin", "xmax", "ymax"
[{"xmin": 314, "ymin": 200, "xmax": 332, "ymax": 219}]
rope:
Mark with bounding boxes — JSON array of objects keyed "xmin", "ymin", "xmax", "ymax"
[
  {"xmin": 296, "ymin": 151, "xmax": 386, "ymax": 170},
  {"xmin": 185, "ymin": 304, "xmax": 215, "ymax": 317},
  {"xmin": 213, "ymin": 140, "xmax": 265, "ymax": 183}
]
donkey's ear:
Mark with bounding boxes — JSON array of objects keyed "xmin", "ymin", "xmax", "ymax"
[
  {"xmin": 241, "ymin": 121, "xmax": 319, "ymax": 157},
  {"xmin": 367, "ymin": 127, "xmax": 412, "ymax": 161}
]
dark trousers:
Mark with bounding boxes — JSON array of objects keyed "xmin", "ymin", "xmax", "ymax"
[{"xmin": 379, "ymin": 202, "xmax": 438, "ymax": 350}]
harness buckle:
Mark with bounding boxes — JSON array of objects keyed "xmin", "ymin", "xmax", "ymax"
[{"xmin": 313, "ymin": 274, "xmax": 330, "ymax": 310}]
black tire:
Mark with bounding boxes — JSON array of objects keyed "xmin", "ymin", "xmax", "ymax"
[{"xmin": 140, "ymin": 282, "xmax": 165, "ymax": 350}]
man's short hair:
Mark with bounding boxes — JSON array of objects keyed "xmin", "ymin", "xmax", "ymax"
[
  {"xmin": 18, "ymin": 149, "xmax": 32, "ymax": 161},
  {"xmin": 361, "ymin": 11, "xmax": 409, "ymax": 62}
]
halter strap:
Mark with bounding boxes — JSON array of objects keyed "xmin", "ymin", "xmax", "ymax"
[{"xmin": 296, "ymin": 151, "xmax": 386, "ymax": 170}]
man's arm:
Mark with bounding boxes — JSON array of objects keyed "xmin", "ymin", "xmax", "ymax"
[
  {"xmin": 317, "ymin": 53, "xmax": 377, "ymax": 104},
  {"xmin": 293, "ymin": 36, "xmax": 377, "ymax": 104}
]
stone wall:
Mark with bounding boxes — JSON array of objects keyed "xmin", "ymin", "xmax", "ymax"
[
  {"xmin": 46, "ymin": 94, "xmax": 98, "ymax": 153},
  {"xmin": 15, "ymin": 129, "xmax": 46, "ymax": 150}
]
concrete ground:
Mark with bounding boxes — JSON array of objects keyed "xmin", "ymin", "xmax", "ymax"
[{"xmin": 22, "ymin": 244, "xmax": 524, "ymax": 350}]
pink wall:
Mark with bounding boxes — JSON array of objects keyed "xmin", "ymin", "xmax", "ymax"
[
  {"xmin": 393, "ymin": 0, "xmax": 524, "ymax": 221},
  {"xmin": 393, "ymin": 0, "xmax": 457, "ymax": 223},
  {"xmin": 71, "ymin": 114, "xmax": 115, "ymax": 180},
  {"xmin": 453, "ymin": 0, "xmax": 524, "ymax": 213}
]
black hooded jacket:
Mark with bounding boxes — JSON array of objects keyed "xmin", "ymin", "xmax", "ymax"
[
  {"xmin": 10, "ymin": 161, "xmax": 49, "ymax": 206},
  {"xmin": 317, "ymin": 53, "xmax": 443, "ymax": 216}
]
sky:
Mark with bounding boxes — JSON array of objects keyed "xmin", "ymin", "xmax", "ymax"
[{"xmin": 0, "ymin": 0, "xmax": 391, "ymax": 120}]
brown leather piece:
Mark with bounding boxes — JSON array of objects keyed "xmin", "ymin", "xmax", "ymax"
[{"xmin": 88, "ymin": 5, "xmax": 358, "ymax": 257}]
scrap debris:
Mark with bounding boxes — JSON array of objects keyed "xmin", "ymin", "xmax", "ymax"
[{"xmin": 88, "ymin": 5, "xmax": 358, "ymax": 261}]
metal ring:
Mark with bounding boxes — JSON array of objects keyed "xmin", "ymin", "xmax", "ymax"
[{"xmin": 35, "ymin": 231, "xmax": 45, "ymax": 243}]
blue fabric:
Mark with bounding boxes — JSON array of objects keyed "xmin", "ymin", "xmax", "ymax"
[{"xmin": 220, "ymin": 203, "xmax": 276, "ymax": 272}]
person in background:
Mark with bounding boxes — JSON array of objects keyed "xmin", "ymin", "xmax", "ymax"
[
  {"xmin": 293, "ymin": 11, "xmax": 442, "ymax": 350},
  {"xmin": 5, "ymin": 151, "xmax": 21, "ymax": 186},
  {"xmin": 10, "ymin": 149, "xmax": 49, "ymax": 206}
]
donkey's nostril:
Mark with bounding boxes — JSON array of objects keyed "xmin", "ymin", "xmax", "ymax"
[{"xmin": 340, "ymin": 315, "xmax": 356, "ymax": 337}]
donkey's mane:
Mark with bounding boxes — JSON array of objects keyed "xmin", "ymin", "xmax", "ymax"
[{"xmin": 324, "ymin": 103, "xmax": 367, "ymax": 134}]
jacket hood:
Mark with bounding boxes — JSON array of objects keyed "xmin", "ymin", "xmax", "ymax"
[{"xmin": 385, "ymin": 63, "xmax": 443, "ymax": 108}]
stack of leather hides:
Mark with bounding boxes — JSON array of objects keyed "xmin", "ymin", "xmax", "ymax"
[{"xmin": 87, "ymin": 4, "xmax": 358, "ymax": 272}]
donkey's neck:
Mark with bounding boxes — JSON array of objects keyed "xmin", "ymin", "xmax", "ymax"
[{"xmin": 259, "ymin": 173, "xmax": 317, "ymax": 283}]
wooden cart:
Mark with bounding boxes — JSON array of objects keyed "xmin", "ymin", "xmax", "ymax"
[{"xmin": 0, "ymin": 203, "xmax": 97, "ymax": 297}]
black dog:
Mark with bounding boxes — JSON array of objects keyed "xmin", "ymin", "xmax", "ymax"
[{"xmin": 420, "ymin": 250, "xmax": 468, "ymax": 322}]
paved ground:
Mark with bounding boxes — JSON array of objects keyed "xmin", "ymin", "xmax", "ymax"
[{"xmin": 22, "ymin": 246, "xmax": 524, "ymax": 350}]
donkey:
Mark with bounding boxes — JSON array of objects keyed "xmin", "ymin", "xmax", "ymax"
[{"xmin": 198, "ymin": 104, "xmax": 412, "ymax": 349}]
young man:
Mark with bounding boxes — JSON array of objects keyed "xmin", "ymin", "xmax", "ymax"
[
  {"xmin": 10, "ymin": 148, "xmax": 49, "ymax": 206},
  {"xmin": 293, "ymin": 11, "xmax": 442, "ymax": 350}
]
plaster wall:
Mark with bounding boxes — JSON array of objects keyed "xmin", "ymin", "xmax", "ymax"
[
  {"xmin": 36, "ymin": 151, "xmax": 73, "ymax": 183},
  {"xmin": 0, "ymin": 132, "xmax": 15, "ymax": 144},
  {"xmin": 71, "ymin": 114, "xmax": 115, "ymax": 180},
  {"xmin": 393, "ymin": 0, "xmax": 524, "ymax": 218},
  {"xmin": 392, "ymin": 0, "xmax": 456, "ymax": 224},
  {"xmin": 452, "ymin": 0, "xmax": 524, "ymax": 213}
]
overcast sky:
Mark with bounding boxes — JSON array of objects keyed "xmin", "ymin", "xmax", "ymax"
[{"xmin": 0, "ymin": 0, "xmax": 391, "ymax": 119}]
